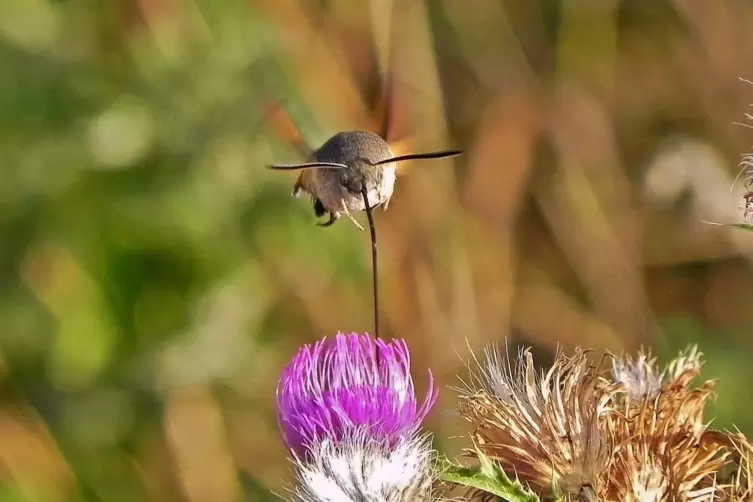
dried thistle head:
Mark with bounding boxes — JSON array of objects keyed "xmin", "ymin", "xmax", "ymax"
[
  {"xmin": 606, "ymin": 347, "xmax": 733, "ymax": 501},
  {"xmin": 662, "ymin": 346, "xmax": 704, "ymax": 388},
  {"xmin": 607, "ymin": 395, "xmax": 729, "ymax": 502},
  {"xmin": 457, "ymin": 344, "xmax": 622, "ymax": 499},
  {"xmin": 451, "ymin": 343, "xmax": 751, "ymax": 502},
  {"xmin": 611, "ymin": 348, "xmax": 662, "ymax": 401},
  {"xmin": 611, "ymin": 346, "xmax": 714, "ymax": 440},
  {"xmin": 610, "ymin": 451, "xmax": 668, "ymax": 502},
  {"xmin": 653, "ymin": 347, "xmax": 714, "ymax": 440},
  {"xmin": 715, "ymin": 430, "xmax": 753, "ymax": 501},
  {"xmin": 611, "ymin": 346, "xmax": 704, "ymax": 400},
  {"xmin": 730, "ymin": 148, "xmax": 753, "ymax": 223},
  {"xmin": 733, "ymin": 84, "xmax": 753, "ymax": 224}
]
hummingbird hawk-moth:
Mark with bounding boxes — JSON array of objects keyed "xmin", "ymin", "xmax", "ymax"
[
  {"xmin": 261, "ymin": 0, "xmax": 463, "ymax": 336},
  {"xmin": 268, "ymin": 130, "xmax": 461, "ymax": 230}
]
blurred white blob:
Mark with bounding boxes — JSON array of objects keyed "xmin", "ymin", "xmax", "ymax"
[
  {"xmin": 643, "ymin": 136, "xmax": 753, "ymax": 257},
  {"xmin": 643, "ymin": 137, "xmax": 740, "ymax": 223},
  {"xmin": 87, "ymin": 96, "xmax": 155, "ymax": 168}
]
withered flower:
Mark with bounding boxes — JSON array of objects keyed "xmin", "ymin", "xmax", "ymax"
[
  {"xmin": 606, "ymin": 346, "xmax": 735, "ymax": 501},
  {"xmin": 448, "ymin": 342, "xmax": 753, "ymax": 502},
  {"xmin": 607, "ymin": 396, "xmax": 729, "ymax": 502},
  {"xmin": 611, "ymin": 346, "xmax": 714, "ymax": 439},
  {"xmin": 717, "ymin": 431, "xmax": 753, "ymax": 501},
  {"xmin": 610, "ymin": 346, "xmax": 703, "ymax": 400},
  {"xmin": 457, "ymin": 344, "xmax": 622, "ymax": 499},
  {"xmin": 611, "ymin": 348, "xmax": 662, "ymax": 401}
]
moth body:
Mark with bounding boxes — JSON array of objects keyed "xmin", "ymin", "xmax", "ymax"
[{"xmin": 293, "ymin": 130, "xmax": 397, "ymax": 230}]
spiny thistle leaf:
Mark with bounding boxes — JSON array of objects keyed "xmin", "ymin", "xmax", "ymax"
[{"xmin": 437, "ymin": 450, "xmax": 540, "ymax": 502}]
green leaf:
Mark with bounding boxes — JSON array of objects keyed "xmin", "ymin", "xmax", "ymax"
[
  {"xmin": 702, "ymin": 221, "xmax": 753, "ymax": 232},
  {"xmin": 437, "ymin": 450, "xmax": 540, "ymax": 502}
]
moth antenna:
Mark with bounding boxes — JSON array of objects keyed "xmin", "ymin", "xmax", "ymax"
[
  {"xmin": 266, "ymin": 162, "xmax": 348, "ymax": 171},
  {"xmin": 360, "ymin": 186, "xmax": 379, "ymax": 341},
  {"xmin": 372, "ymin": 149, "xmax": 464, "ymax": 166}
]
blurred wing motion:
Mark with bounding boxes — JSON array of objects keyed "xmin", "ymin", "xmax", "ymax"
[
  {"xmin": 323, "ymin": 0, "xmax": 426, "ymax": 172},
  {"xmin": 262, "ymin": 99, "xmax": 314, "ymax": 160},
  {"xmin": 317, "ymin": 0, "xmax": 408, "ymax": 146},
  {"xmin": 259, "ymin": 0, "xmax": 459, "ymax": 170},
  {"xmin": 262, "ymin": 99, "xmax": 320, "ymax": 199}
]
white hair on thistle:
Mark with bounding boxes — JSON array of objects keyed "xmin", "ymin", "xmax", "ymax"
[{"xmin": 286, "ymin": 429, "xmax": 437, "ymax": 502}]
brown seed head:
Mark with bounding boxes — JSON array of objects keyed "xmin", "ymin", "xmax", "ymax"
[
  {"xmin": 606, "ymin": 395, "xmax": 729, "ymax": 502},
  {"xmin": 607, "ymin": 346, "xmax": 730, "ymax": 502},
  {"xmin": 612, "ymin": 346, "xmax": 713, "ymax": 439},
  {"xmin": 458, "ymin": 345, "xmax": 622, "ymax": 498},
  {"xmin": 716, "ymin": 431, "xmax": 753, "ymax": 501}
]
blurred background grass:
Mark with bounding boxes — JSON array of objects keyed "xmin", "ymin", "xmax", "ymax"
[{"xmin": 2, "ymin": 0, "xmax": 753, "ymax": 500}]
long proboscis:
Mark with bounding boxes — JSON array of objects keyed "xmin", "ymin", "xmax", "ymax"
[
  {"xmin": 360, "ymin": 186, "xmax": 379, "ymax": 341},
  {"xmin": 266, "ymin": 162, "xmax": 347, "ymax": 171},
  {"xmin": 372, "ymin": 149, "xmax": 464, "ymax": 166}
]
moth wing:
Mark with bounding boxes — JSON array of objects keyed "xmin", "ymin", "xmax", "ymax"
[
  {"xmin": 257, "ymin": 0, "xmax": 372, "ymax": 131},
  {"xmin": 262, "ymin": 98, "xmax": 314, "ymax": 160},
  {"xmin": 327, "ymin": 0, "xmax": 450, "ymax": 176},
  {"xmin": 316, "ymin": 0, "xmax": 414, "ymax": 149}
]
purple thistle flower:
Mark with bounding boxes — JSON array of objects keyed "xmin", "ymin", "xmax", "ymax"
[{"xmin": 276, "ymin": 332, "xmax": 438, "ymax": 457}]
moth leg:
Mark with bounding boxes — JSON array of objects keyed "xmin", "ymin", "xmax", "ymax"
[
  {"xmin": 340, "ymin": 200, "xmax": 364, "ymax": 231},
  {"xmin": 317, "ymin": 211, "xmax": 340, "ymax": 228},
  {"xmin": 345, "ymin": 213, "xmax": 364, "ymax": 231},
  {"xmin": 313, "ymin": 197, "xmax": 326, "ymax": 217},
  {"xmin": 382, "ymin": 196, "xmax": 391, "ymax": 212},
  {"xmin": 292, "ymin": 173, "xmax": 305, "ymax": 198}
]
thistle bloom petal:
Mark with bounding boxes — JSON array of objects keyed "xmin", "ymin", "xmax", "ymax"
[{"xmin": 276, "ymin": 332, "xmax": 438, "ymax": 457}]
